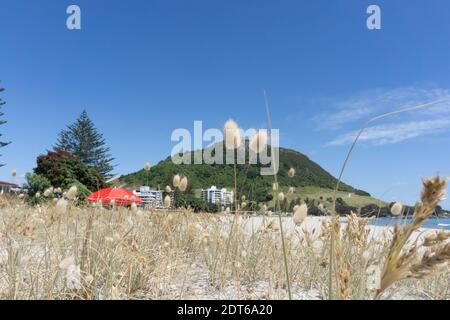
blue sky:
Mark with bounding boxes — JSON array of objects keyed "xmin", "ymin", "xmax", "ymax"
[{"xmin": 0, "ymin": 0, "xmax": 449, "ymax": 208}]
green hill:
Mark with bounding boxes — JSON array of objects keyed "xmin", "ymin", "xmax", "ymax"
[{"xmin": 119, "ymin": 142, "xmax": 371, "ymax": 206}]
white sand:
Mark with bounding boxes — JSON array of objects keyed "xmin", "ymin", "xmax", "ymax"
[{"xmin": 231, "ymin": 215, "xmax": 440, "ymax": 243}]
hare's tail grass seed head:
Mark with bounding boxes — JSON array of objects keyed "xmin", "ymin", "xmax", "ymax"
[
  {"xmin": 390, "ymin": 202, "xmax": 403, "ymax": 216},
  {"xmin": 55, "ymin": 198, "xmax": 68, "ymax": 215},
  {"xmin": 288, "ymin": 168, "xmax": 295, "ymax": 178},
  {"xmin": 179, "ymin": 176, "xmax": 188, "ymax": 192},
  {"xmin": 224, "ymin": 119, "xmax": 241, "ymax": 150},
  {"xmin": 293, "ymin": 204, "xmax": 308, "ymax": 226},
  {"xmin": 164, "ymin": 195, "xmax": 171, "ymax": 208},
  {"xmin": 249, "ymin": 130, "xmax": 267, "ymax": 154},
  {"xmin": 173, "ymin": 174, "xmax": 181, "ymax": 188},
  {"xmin": 66, "ymin": 186, "xmax": 78, "ymax": 200}
]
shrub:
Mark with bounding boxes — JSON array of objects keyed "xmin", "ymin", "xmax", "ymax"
[
  {"xmin": 24, "ymin": 173, "xmax": 51, "ymax": 204},
  {"xmin": 335, "ymin": 204, "xmax": 358, "ymax": 216}
]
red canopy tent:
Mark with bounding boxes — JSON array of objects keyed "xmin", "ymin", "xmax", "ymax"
[{"xmin": 86, "ymin": 188, "xmax": 143, "ymax": 206}]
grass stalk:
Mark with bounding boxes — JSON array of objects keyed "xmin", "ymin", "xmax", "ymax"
[
  {"xmin": 329, "ymin": 99, "xmax": 448, "ymax": 300},
  {"xmin": 263, "ymin": 89, "xmax": 292, "ymax": 300}
]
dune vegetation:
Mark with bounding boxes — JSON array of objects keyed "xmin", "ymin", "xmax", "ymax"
[{"xmin": 0, "ymin": 174, "xmax": 448, "ymax": 300}]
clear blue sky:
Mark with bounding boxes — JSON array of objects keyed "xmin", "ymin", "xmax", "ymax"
[{"xmin": 1, "ymin": 0, "xmax": 449, "ymax": 208}]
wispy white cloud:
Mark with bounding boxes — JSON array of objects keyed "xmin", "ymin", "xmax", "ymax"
[
  {"xmin": 327, "ymin": 118, "xmax": 450, "ymax": 146},
  {"xmin": 314, "ymin": 87, "xmax": 450, "ymax": 131},
  {"xmin": 313, "ymin": 86, "xmax": 450, "ymax": 146}
]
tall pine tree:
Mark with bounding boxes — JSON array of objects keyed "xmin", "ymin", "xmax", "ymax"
[
  {"xmin": 54, "ymin": 110, "xmax": 115, "ymax": 178},
  {"xmin": 0, "ymin": 83, "xmax": 11, "ymax": 167}
]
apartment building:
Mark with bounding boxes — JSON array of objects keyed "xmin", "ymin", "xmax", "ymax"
[{"xmin": 201, "ymin": 186, "xmax": 233, "ymax": 206}]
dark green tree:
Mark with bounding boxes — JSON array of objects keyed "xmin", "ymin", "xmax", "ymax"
[
  {"xmin": 0, "ymin": 83, "xmax": 11, "ymax": 166},
  {"xmin": 54, "ymin": 111, "xmax": 114, "ymax": 178},
  {"xmin": 34, "ymin": 150, "xmax": 106, "ymax": 192}
]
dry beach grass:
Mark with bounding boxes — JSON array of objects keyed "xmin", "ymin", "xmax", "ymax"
[{"xmin": 0, "ymin": 177, "xmax": 449, "ymax": 300}]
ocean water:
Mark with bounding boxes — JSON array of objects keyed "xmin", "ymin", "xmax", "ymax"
[{"xmin": 369, "ymin": 217, "xmax": 450, "ymax": 230}]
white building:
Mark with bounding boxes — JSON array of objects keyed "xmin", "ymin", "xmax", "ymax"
[
  {"xmin": 0, "ymin": 181, "xmax": 19, "ymax": 194},
  {"xmin": 201, "ymin": 186, "xmax": 234, "ymax": 206},
  {"xmin": 133, "ymin": 186, "xmax": 164, "ymax": 209}
]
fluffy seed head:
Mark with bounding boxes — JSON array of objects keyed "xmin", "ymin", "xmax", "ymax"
[
  {"xmin": 288, "ymin": 168, "xmax": 296, "ymax": 178},
  {"xmin": 421, "ymin": 176, "xmax": 447, "ymax": 206},
  {"xmin": 391, "ymin": 202, "xmax": 403, "ymax": 216},
  {"xmin": 249, "ymin": 130, "xmax": 267, "ymax": 154},
  {"xmin": 224, "ymin": 119, "xmax": 241, "ymax": 149},
  {"xmin": 59, "ymin": 256, "xmax": 74, "ymax": 269},
  {"xmin": 278, "ymin": 192, "xmax": 285, "ymax": 202},
  {"xmin": 35, "ymin": 192, "xmax": 41, "ymax": 198},
  {"xmin": 165, "ymin": 185, "xmax": 172, "ymax": 193},
  {"xmin": 131, "ymin": 202, "xmax": 138, "ymax": 212},
  {"xmin": 272, "ymin": 182, "xmax": 278, "ymax": 191},
  {"xmin": 43, "ymin": 187, "xmax": 53, "ymax": 197},
  {"xmin": 66, "ymin": 186, "xmax": 78, "ymax": 200},
  {"xmin": 288, "ymin": 187, "xmax": 295, "ymax": 194},
  {"xmin": 85, "ymin": 274, "xmax": 94, "ymax": 284},
  {"xmin": 179, "ymin": 177, "xmax": 188, "ymax": 192},
  {"xmin": 293, "ymin": 204, "xmax": 308, "ymax": 226},
  {"xmin": 164, "ymin": 195, "xmax": 171, "ymax": 208},
  {"xmin": 55, "ymin": 198, "xmax": 68, "ymax": 215},
  {"xmin": 173, "ymin": 174, "xmax": 181, "ymax": 188},
  {"xmin": 144, "ymin": 162, "xmax": 152, "ymax": 171}
]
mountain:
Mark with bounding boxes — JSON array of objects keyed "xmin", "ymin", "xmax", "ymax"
[{"xmin": 119, "ymin": 142, "xmax": 370, "ymax": 204}]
